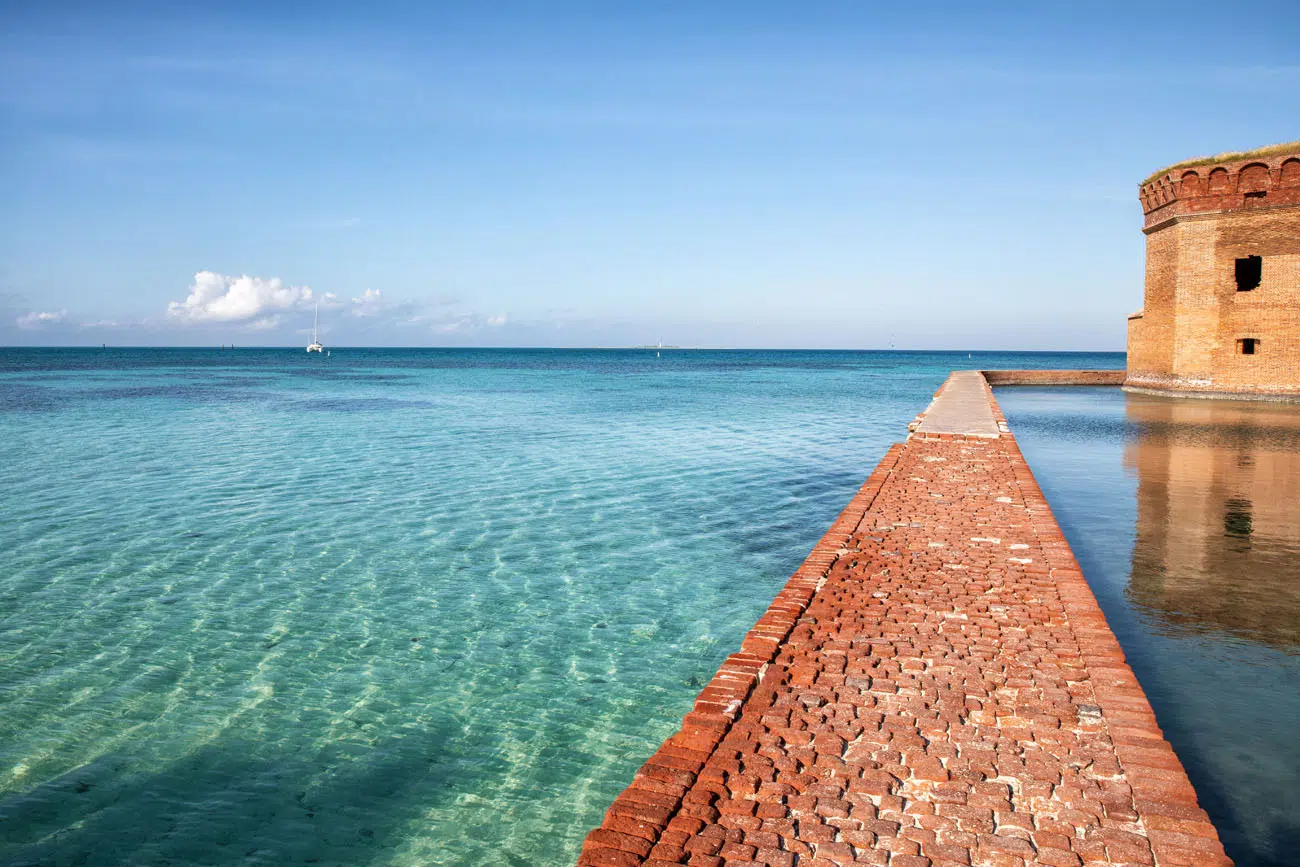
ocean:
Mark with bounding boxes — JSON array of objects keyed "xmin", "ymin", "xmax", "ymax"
[{"xmin": 0, "ymin": 348, "xmax": 1146, "ymax": 866}]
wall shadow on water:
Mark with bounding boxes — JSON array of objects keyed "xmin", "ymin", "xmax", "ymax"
[{"xmin": 0, "ymin": 711, "xmax": 485, "ymax": 867}]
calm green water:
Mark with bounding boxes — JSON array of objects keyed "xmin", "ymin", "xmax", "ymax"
[
  {"xmin": 0, "ymin": 349, "xmax": 1120, "ymax": 867},
  {"xmin": 999, "ymin": 387, "xmax": 1300, "ymax": 867}
]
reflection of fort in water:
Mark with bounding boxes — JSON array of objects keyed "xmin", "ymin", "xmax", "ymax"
[{"xmin": 1125, "ymin": 394, "xmax": 1300, "ymax": 651}]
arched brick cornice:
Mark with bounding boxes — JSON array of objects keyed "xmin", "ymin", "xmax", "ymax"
[{"xmin": 1139, "ymin": 145, "xmax": 1300, "ymax": 229}]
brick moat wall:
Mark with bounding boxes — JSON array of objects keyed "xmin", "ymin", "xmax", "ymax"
[{"xmin": 981, "ymin": 370, "xmax": 1125, "ymax": 387}]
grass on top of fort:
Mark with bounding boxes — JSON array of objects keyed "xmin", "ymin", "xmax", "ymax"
[{"xmin": 1140, "ymin": 139, "xmax": 1300, "ymax": 184}]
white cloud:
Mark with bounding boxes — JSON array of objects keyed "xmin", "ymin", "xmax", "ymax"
[
  {"xmin": 166, "ymin": 271, "xmax": 315, "ymax": 324},
  {"xmin": 432, "ymin": 312, "xmax": 509, "ymax": 333},
  {"xmin": 350, "ymin": 288, "xmax": 383, "ymax": 316},
  {"xmin": 16, "ymin": 309, "xmax": 67, "ymax": 329},
  {"xmin": 157, "ymin": 272, "xmax": 505, "ymax": 339}
]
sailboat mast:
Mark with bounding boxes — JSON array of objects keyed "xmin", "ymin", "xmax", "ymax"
[{"xmin": 313, "ymin": 303, "xmax": 319, "ymax": 343}]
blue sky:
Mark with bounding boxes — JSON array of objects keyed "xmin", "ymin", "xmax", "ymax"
[{"xmin": 2, "ymin": 2, "xmax": 1297, "ymax": 348}]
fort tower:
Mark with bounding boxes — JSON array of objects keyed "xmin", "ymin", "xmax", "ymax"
[{"xmin": 1126, "ymin": 142, "xmax": 1300, "ymax": 397}]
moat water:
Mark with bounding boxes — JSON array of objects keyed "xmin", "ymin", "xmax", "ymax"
[
  {"xmin": 999, "ymin": 387, "xmax": 1300, "ymax": 867},
  {"xmin": 0, "ymin": 348, "xmax": 1118, "ymax": 867}
]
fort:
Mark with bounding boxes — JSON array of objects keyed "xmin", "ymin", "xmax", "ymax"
[{"xmin": 1126, "ymin": 142, "xmax": 1300, "ymax": 398}]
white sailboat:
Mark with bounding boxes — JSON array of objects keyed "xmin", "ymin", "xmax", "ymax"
[{"xmin": 306, "ymin": 302, "xmax": 324, "ymax": 353}]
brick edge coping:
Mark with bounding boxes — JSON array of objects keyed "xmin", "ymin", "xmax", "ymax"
[{"xmin": 577, "ymin": 370, "xmax": 1230, "ymax": 867}]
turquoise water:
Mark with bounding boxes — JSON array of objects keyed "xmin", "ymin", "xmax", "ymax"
[
  {"xmin": 0, "ymin": 349, "xmax": 1120, "ymax": 867},
  {"xmin": 999, "ymin": 387, "xmax": 1300, "ymax": 867}
]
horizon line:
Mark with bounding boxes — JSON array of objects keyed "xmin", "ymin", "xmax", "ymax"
[{"xmin": 1, "ymin": 345, "xmax": 1128, "ymax": 353}]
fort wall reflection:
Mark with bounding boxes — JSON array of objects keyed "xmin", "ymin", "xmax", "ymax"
[{"xmin": 1125, "ymin": 393, "xmax": 1300, "ymax": 650}]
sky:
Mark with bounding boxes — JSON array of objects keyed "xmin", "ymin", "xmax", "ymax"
[{"xmin": 1, "ymin": 1, "xmax": 1297, "ymax": 349}]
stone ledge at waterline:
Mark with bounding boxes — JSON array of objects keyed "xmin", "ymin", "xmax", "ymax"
[{"xmin": 575, "ymin": 370, "xmax": 1229, "ymax": 867}]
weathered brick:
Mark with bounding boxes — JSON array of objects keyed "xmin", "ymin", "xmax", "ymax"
[{"xmin": 1129, "ymin": 146, "xmax": 1300, "ymax": 397}]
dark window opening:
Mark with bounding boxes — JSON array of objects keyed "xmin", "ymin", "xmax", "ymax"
[
  {"xmin": 1235, "ymin": 255, "xmax": 1262, "ymax": 291},
  {"xmin": 1244, "ymin": 190, "xmax": 1267, "ymax": 200},
  {"xmin": 1224, "ymin": 498, "xmax": 1253, "ymax": 538},
  {"xmin": 1239, "ymin": 338, "xmax": 1259, "ymax": 355}
]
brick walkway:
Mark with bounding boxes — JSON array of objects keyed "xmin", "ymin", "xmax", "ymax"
[{"xmin": 577, "ymin": 374, "xmax": 1229, "ymax": 867}]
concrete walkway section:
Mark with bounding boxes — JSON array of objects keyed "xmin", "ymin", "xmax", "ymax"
[
  {"xmin": 577, "ymin": 373, "xmax": 1229, "ymax": 867},
  {"xmin": 912, "ymin": 372, "xmax": 1002, "ymax": 438}
]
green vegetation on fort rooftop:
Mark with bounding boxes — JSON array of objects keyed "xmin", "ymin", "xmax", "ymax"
[{"xmin": 1141, "ymin": 140, "xmax": 1300, "ymax": 185}]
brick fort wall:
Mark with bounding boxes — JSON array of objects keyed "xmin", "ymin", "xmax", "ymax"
[{"xmin": 1126, "ymin": 145, "xmax": 1300, "ymax": 397}]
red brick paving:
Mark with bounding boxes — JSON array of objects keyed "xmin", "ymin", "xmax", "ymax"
[{"xmin": 577, "ymin": 373, "xmax": 1230, "ymax": 867}]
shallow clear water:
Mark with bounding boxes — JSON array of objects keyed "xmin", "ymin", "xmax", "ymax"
[
  {"xmin": 0, "ymin": 348, "xmax": 1120, "ymax": 867},
  {"xmin": 998, "ymin": 387, "xmax": 1300, "ymax": 867}
]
